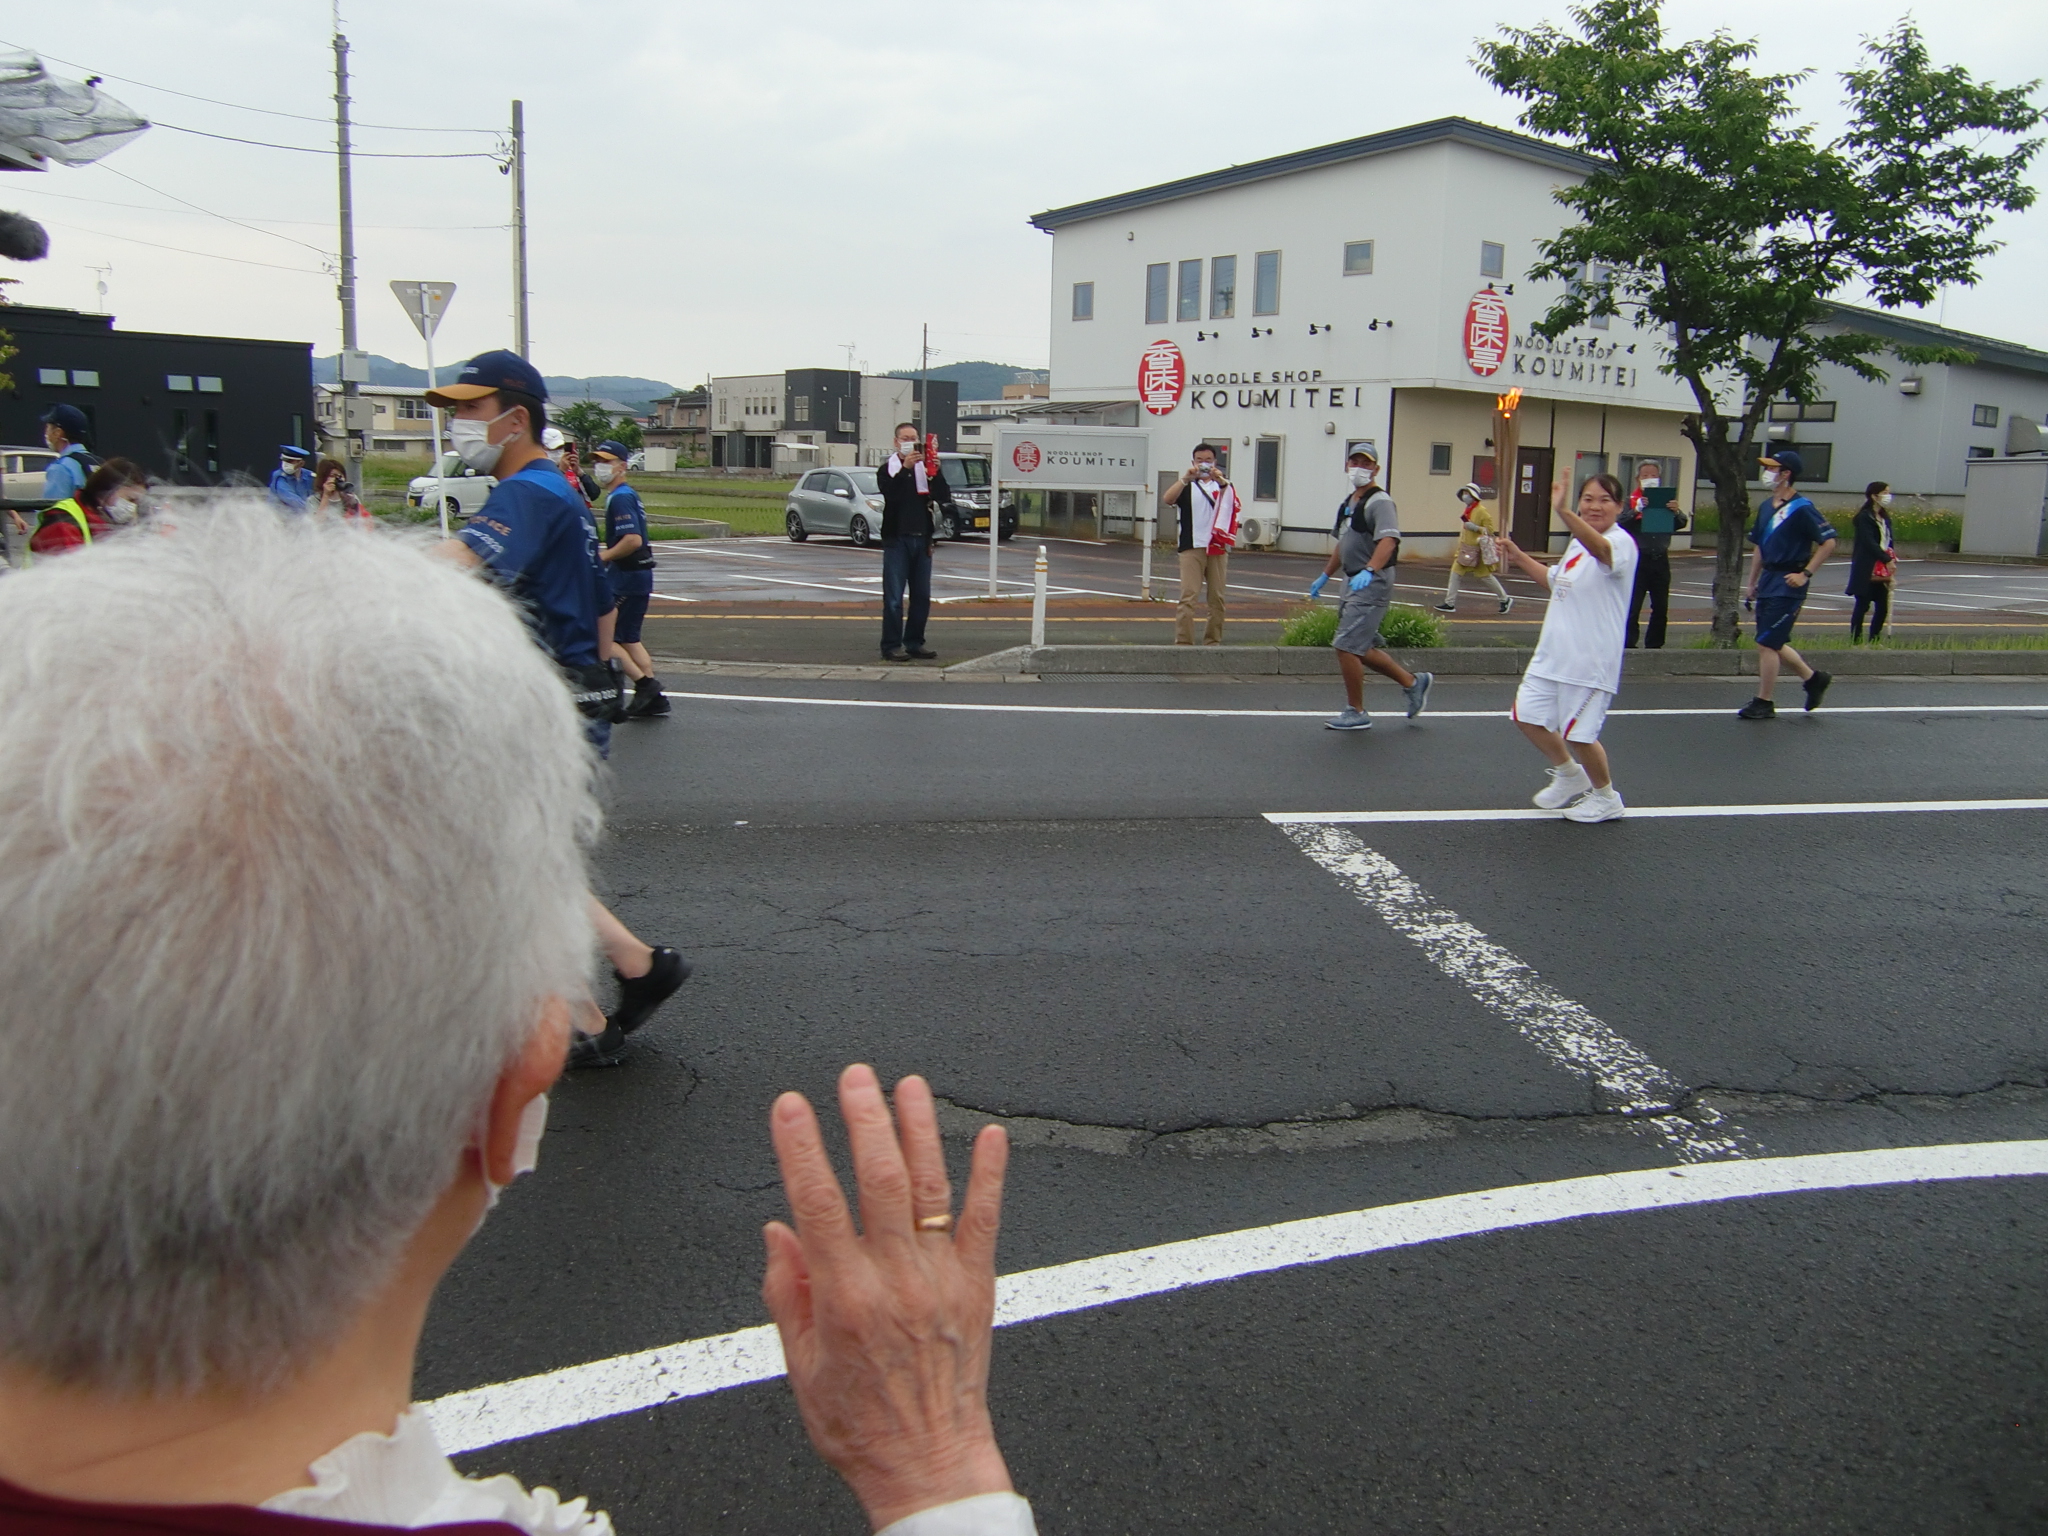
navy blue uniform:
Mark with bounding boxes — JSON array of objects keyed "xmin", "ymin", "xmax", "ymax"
[
  {"xmin": 601, "ymin": 484, "xmax": 655, "ymax": 644},
  {"xmin": 1747, "ymin": 494, "xmax": 1835, "ymax": 650}
]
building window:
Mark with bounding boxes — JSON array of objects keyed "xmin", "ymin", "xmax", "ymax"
[
  {"xmin": 373, "ymin": 402, "xmax": 388, "ymax": 416},
  {"xmin": 794, "ymin": 395, "xmax": 811, "ymax": 423},
  {"xmin": 1793, "ymin": 443, "xmax": 1834, "ymax": 481},
  {"xmin": 397, "ymin": 398, "xmax": 431, "ymax": 420},
  {"xmin": 1769, "ymin": 400, "xmax": 1837, "ymax": 422},
  {"xmin": 38, "ymin": 368, "xmax": 65, "ymax": 386},
  {"xmin": 167, "ymin": 374, "xmax": 194, "ymax": 392},
  {"xmin": 1968, "ymin": 445, "xmax": 1995, "ymax": 459},
  {"xmin": 1145, "ymin": 263, "xmax": 1169, "ymax": 325},
  {"xmin": 70, "ymin": 370, "xmax": 100, "ymax": 387},
  {"xmin": 172, "ymin": 408, "xmax": 190, "ymax": 474},
  {"xmin": 1429, "ymin": 442, "xmax": 1453, "ymax": 475},
  {"xmin": 1972, "ymin": 403, "xmax": 2000, "ymax": 428},
  {"xmin": 718, "ymin": 396, "xmax": 727, "ymax": 424},
  {"xmin": 1072, "ymin": 281, "xmax": 1094, "ymax": 320},
  {"xmin": 197, "ymin": 376, "xmax": 223, "ymax": 394},
  {"xmin": 1343, "ymin": 241, "xmax": 1374, "ymax": 276},
  {"xmin": 1253, "ymin": 438, "xmax": 1281, "ymax": 500},
  {"xmin": 962, "ymin": 423, "xmax": 982, "ymax": 437},
  {"xmin": 1480, "ymin": 241, "xmax": 1506, "ymax": 279},
  {"xmin": 1253, "ymin": 251, "xmax": 1281, "ymax": 315},
  {"xmin": 204, "ymin": 410, "xmax": 220, "ymax": 476},
  {"xmin": 1209, "ymin": 255, "xmax": 1235, "ymax": 319},
  {"xmin": 1176, "ymin": 258, "xmax": 1201, "ymax": 322}
]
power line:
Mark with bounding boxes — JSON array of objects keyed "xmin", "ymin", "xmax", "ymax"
[
  {"xmin": 9, "ymin": 182, "xmax": 506, "ymax": 230},
  {"xmin": 94, "ymin": 163, "xmax": 334, "ymax": 259},
  {"xmin": 0, "ymin": 40, "xmax": 495, "ymax": 134},
  {"xmin": 154, "ymin": 121, "xmax": 500, "ymax": 159},
  {"xmin": 37, "ymin": 217, "xmax": 326, "ymax": 275}
]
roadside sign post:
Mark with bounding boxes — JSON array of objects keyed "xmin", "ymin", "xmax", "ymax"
[
  {"xmin": 992, "ymin": 426, "xmax": 1150, "ymax": 601},
  {"xmin": 1031, "ymin": 546, "xmax": 1048, "ymax": 648},
  {"xmin": 390, "ymin": 281, "xmax": 457, "ymax": 535}
]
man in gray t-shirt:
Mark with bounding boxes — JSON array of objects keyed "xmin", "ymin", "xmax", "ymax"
[{"xmin": 1308, "ymin": 447, "xmax": 1432, "ymax": 730}]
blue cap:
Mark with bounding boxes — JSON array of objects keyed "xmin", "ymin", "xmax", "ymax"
[
  {"xmin": 1761, "ymin": 447, "xmax": 1803, "ymax": 480},
  {"xmin": 279, "ymin": 444, "xmax": 310, "ymax": 461},
  {"xmin": 593, "ymin": 439, "xmax": 632, "ymax": 461},
  {"xmin": 39, "ymin": 403, "xmax": 89, "ymax": 440},
  {"xmin": 425, "ymin": 348, "xmax": 547, "ymax": 407}
]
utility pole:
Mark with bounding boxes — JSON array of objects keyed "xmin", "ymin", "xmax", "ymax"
[
  {"xmin": 333, "ymin": 4, "xmax": 361, "ymax": 478},
  {"xmin": 510, "ymin": 100, "xmax": 529, "ymax": 359}
]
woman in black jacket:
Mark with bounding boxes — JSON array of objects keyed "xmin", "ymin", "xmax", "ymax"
[{"xmin": 1845, "ymin": 480, "xmax": 1896, "ymax": 642}]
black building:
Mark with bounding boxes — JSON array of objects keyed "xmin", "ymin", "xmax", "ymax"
[
  {"xmin": 0, "ymin": 305, "xmax": 315, "ymax": 485},
  {"xmin": 783, "ymin": 367, "xmax": 860, "ymax": 448},
  {"xmin": 909, "ymin": 377, "xmax": 958, "ymax": 453}
]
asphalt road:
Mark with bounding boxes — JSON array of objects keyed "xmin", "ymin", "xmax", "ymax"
[{"xmin": 422, "ymin": 675, "xmax": 2048, "ymax": 1533}]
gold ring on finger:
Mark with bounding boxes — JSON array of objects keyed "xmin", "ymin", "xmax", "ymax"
[{"xmin": 915, "ymin": 1213, "xmax": 954, "ymax": 1233}]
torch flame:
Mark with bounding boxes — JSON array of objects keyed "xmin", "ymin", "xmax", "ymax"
[{"xmin": 1495, "ymin": 387, "xmax": 1523, "ymax": 416}]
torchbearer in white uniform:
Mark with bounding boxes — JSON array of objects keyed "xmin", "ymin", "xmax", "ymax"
[{"xmin": 1496, "ymin": 471, "xmax": 1638, "ymax": 823}]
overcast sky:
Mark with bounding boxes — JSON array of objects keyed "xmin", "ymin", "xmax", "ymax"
[{"xmin": 3, "ymin": 0, "xmax": 2043, "ymax": 387}]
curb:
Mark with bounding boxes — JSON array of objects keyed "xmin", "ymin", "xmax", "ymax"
[{"xmin": 942, "ymin": 644, "xmax": 2048, "ymax": 679}]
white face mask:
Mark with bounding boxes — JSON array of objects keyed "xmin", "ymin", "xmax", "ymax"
[
  {"xmin": 450, "ymin": 408, "xmax": 520, "ymax": 473},
  {"xmin": 281, "ymin": 460, "xmax": 302, "ymax": 476},
  {"xmin": 1878, "ymin": 492, "xmax": 1893, "ymax": 507},
  {"xmin": 1640, "ymin": 476, "xmax": 1660, "ymax": 489},
  {"xmin": 479, "ymin": 1092, "xmax": 549, "ymax": 1215},
  {"xmin": 1347, "ymin": 467, "xmax": 1373, "ymax": 488},
  {"xmin": 897, "ymin": 439, "xmax": 919, "ymax": 458},
  {"xmin": 592, "ymin": 462, "xmax": 618, "ymax": 486}
]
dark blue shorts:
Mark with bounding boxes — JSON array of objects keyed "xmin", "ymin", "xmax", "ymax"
[
  {"xmin": 1754, "ymin": 593, "xmax": 1806, "ymax": 650},
  {"xmin": 611, "ymin": 590, "xmax": 650, "ymax": 645}
]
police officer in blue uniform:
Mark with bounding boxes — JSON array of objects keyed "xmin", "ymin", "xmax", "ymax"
[
  {"xmin": 592, "ymin": 438, "xmax": 669, "ymax": 718},
  {"xmin": 269, "ymin": 446, "xmax": 316, "ymax": 512},
  {"xmin": 428, "ymin": 351, "xmax": 689, "ymax": 1066},
  {"xmin": 1737, "ymin": 448, "xmax": 1836, "ymax": 719},
  {"xmin": 39, "ymin": 404, "xmax": 95, "ymax": 501}
]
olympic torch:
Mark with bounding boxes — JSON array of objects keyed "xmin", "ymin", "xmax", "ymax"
[{"xmin": 1492, "ymin": 387, "xmax": 1522, "ymax": 546}]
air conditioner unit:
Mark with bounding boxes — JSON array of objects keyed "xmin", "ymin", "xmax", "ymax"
[
  {"xmin": 1240, "ymin": 513, "xmax": 1279, "ymax": 547},
  {"xmin": 2006, "ymin": 415, "xmax": 2046, "ymax": 456}
]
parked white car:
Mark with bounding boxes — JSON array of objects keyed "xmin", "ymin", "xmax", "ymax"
[
  {"xmin": 406, "ymin": 454, "xmax": 497, "ymax": 522},
  {"xmin": 2, "ymin": 444, "xmax": 59, "ymax": 502}
]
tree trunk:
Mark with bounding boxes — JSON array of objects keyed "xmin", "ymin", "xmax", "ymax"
[{"xmin": 1696, "ymin": 434, "xmax": 1754, "ymax": 647}]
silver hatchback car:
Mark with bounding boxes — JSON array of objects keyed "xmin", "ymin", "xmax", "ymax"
[{"xmin": 785, "ymin": 467, "xmax": 887, "ymax": 546}]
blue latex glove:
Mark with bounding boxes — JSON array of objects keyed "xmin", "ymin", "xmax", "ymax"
[
  {"xmin": 1347, "ymin": 568, "xmax": 1375, "ymax": 592},
  {"xmin": 1308, "ymin": 572, "xmax": 1329, "ymax": 598}
]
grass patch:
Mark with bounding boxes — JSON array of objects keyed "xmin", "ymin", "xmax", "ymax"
[
  {"xmin": 1689, "ymin": 504, "xmax": 1960, "ymax": 546},
  {"xmin": 641, "ymin": 475, "xmax": 795, "ymax": 499},
  {"xmin": 1281, "ymin": 602, "xmax": 1445, "ymax": 648},
  {"xmin": 1687, "ymin": 631, "xmax": 2048, "ymax": 651}
]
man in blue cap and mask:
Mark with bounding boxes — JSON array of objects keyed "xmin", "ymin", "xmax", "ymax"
[
  {"xmin": 426, "ymin": 350, "xmax": 690, "ymax": 1065},
  {"xmin": 1737, "ymin": 447, "xmax": 1836, "ymax": 719},
  {"xmin": 268, "ymin": 445, "xmax": 316, "ymax": 512},
  {"xmin": 38, "ymin": 404, "xmax": 95, "ymax": 501}
]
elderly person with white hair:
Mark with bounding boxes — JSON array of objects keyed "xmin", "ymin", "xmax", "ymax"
[{"xmin": 0, "ymin": 505, "xmax": 1032, "ymax": 1535}]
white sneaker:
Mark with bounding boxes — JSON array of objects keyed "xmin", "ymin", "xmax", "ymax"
[
  {"xmin": 1532, "ymin": 762, "xmax": 1592, "ymax": 809},
  {"xmin": 1563, "ymin": 785, "xmax": 1626, "ymax": 823}
]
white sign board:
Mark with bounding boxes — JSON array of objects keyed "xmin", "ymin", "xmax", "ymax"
[
  {"xmin": 390, "ymin": 281, "xmax": 456, "ymax": 339},
  {"xmin": 994, "ymin": 426, "xmax": 1148, "ymax": 489}
]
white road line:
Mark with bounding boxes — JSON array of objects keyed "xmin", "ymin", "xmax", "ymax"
[
  {"xmin": 1278, "ymin": 823, "xmax": 1750, "ymax": 1162},
  {"xmin": 420, "ymin": 1139, "xmax": 2048, "ymax": 1455},
  {"xmin": 656, "ymin": 571, "xmax": 888, "ymax": 599},
  {"xmin": 663, "ymin": 691, "xmax": 2048, "ymax": 721},
  {"xmin": 660, "ymin": 546, "xmax": 779, "ymax": 560},
  {"xmin": 1267, "ymin": 798, "xmax": 2048, "ymax": 825}
]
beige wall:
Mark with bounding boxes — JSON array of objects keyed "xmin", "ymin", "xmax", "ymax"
[{"xmin": 1388, "ymin": 388, "xmax": 1696, "ymax": 554}]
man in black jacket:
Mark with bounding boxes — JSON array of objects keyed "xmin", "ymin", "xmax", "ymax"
[{"xmin": 875, "ymin": 421, "xmax": 951, "ymax": 660}]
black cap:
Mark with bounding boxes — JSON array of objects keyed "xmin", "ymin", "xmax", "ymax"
[
  {"xmin": 39, "ymin": 403, "xmax": 89, "ymax": 440},
  {"xmin": 425, "ymin": 349, "xmax": 548, "ymax": 407},
  {"xmin": 1760, "ymin": 448, "xmax": 1803, "ymax": 479}
]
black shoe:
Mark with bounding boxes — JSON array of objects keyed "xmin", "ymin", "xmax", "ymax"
[
  {"xmin": 623, "ymin": 676, "xmax": 671, "ymax": 719},
  {"xmin": 610, "ymin": 945, "xmax": 691, "ymax": 1036},
  {"xmin": 1803, "ymin": 669, "xmax": 1833, "ymax": 712},
  {"xmin": 1736, "ymin": 697, "xmax": 1776, "ymax": 720},
  {"xmin": 881, "ymin": 649, "xmax": 908, "ymax": 662},
  {"xmin": 906, "ymin": 645, "xmax": 938, "ymax": 659},
  {"xmin": 567, "ymin": 1020, "xmax": 628, "ymax": 1068}
]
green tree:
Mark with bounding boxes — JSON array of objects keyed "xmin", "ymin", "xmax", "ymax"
[
  {"xmin": 552, "ymin": 399, "xmax": 616, "ymax": 453},
  {"xmin": 606, "ymin": 416, "xmax": 644, "ymax": 453},
  {"xmin": 1476, "ymin": 3, "xmax": 2041, "ymax": 643}
]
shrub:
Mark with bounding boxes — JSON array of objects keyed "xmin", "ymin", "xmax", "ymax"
[
  {"xmin": 1378, "ymin": 604, "xmax": 1446, "ymax": 649},
  {"xmin": 1280, "ymin": 603, "xmax": 1338, "ymax": 647}
]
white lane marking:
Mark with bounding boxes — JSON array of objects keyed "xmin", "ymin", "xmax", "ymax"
[
  {"xmin": 656, "ymin": 571, "xmax": 888, "ymax": 599},
  {"xmin": 1278, "ymin": 823, "xmax": 1750, "ymax": 1162},
  {"xmin": 1267, "ymin": 799, "xmax": 2048, "ymax": 825},
  {"xmin": 421, "ymin": 1139, "xmax": 2048, "ymax": 1455},
  {"xmin": 660, "ymin": 546, "xmax": 779, "ymax": 560},
  {"xmin": 662, "ymin": 691, "xmax": 2048, "ymax": 721}
]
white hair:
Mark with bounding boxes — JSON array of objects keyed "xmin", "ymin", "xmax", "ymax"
[{"xmin": 0, "ymin": 499, "xmax": 598, "ymax": 1394}]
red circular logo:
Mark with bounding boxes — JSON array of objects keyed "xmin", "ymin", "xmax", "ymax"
[
  {"xmin": 1011, "ymin": 440, "xmax": 1042, "ymax": 473},
  {"xmin": 1138, "ymin": 338, "xmax": 1185, "ymax": 416},
  {"xmin": 1465, "ymin": 289, "xmax": 1510, "ymax": 377}
]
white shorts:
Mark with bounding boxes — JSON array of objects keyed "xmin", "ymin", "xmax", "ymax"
[{"xmin": 1513, "ymin": 675, "xmax": 1613, "ymax": 744}]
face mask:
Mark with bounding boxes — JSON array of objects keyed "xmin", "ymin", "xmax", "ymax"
[
  {"xmin": 1347, "ymin": 467, "xmax": 1373, "ymax": 488},
  {"xmin": 1878, "ymin": 492, "xmax": 1893, "ymax": 507},
  {"xmin": 593, "ymin": 462, "xmax": 618, "ymax": 486},
  {"xmin": 450, "ymin": 409, "xmax": 519, "ymax": 473},
  {"xmin": 897, "ymin": 441, "xmax": 918, "ymax": 458},
  {"xmin": 1640, "ymin": 476, "xmax": 1660, "ymax": 489},
  {"xmin": 480, "ymin": 1092, "xmax": 550, "ymax": 1215},
  {"xmin": 282, "ymin": 460, "xmax": 302, "ymax": 476}
]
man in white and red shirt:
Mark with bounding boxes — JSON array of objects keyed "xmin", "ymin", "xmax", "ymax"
[
  {"xmin": 1496, "ymin": 471, "xmax": 1639, "ymax": 823},
  {"xmin": 1161, "ymin": 443, "xmax": 1240, "ymax": 644}
]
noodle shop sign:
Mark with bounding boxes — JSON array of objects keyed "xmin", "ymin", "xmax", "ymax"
[
  {"xmin": 992, "ymin": 427, "xmax": 1149, "ymax": 488},
  {"xmin": 1465, "ymin": 288, "xmax": 1510, "ymax": 377}
]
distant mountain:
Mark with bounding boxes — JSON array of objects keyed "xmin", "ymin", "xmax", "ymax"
[
  {"xmin": 312, "ymin": 355, "xmax": 677, "ymax": 413},
  {"xmin": 885, "ymin": 361, "xmax": 1049, "ymax": 402}
]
